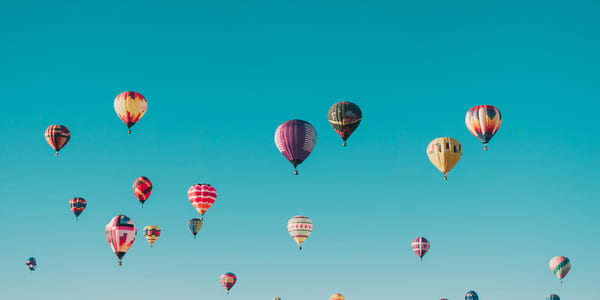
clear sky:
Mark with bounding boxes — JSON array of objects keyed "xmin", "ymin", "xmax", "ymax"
[{"xmin": 1, "ymin": 0, "xmax": 599, "ymax": 299}]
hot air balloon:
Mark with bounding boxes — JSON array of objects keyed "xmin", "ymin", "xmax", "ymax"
[
  {"xmin": 330, "ymin": 294, "xmax": 345, "ymax": 300},
  {"xmin": 105, "ymin": 215, "xmax": 137, "ymax": 266},
  {"xmin": 114, "ymin": 91, "xmax": 147, "ymax": 134},
  {"xmin": 274, "ymin": 298, "xmax": 282, "ymax": 300},
  {"xmin": 26, "ymin": 257, "xmax": 36, "ymax": 271},
  {"xmin": 220, "ymin": 272, "xmax": 237, "ymax": 294},
  {"xmin": 441, "ymin": 299, "xmax": 448, "ymax": 300},
  {"xmin": 69, "ymin": 197, "xmax": 87, "ymax": 220},
  {"xmin": 274, "ymin": 119, "xmax": 318, "ymax": 175},
  {"xmin": 466, "ymin": 105, "xmax": 502, "ymax": 150},
  {"xmin": 188, "ymin": 218, "xmax": 203, "ymax": 239},
  {"xmin": 465, "ymin": 290, "xmax": 478, "ymax": 300},
  {"xmin": 328, "ymin": 101, "xmax": 362, "ymax": 146},
  {"xmin": 287, "ymin": 216, "xmax": 312, "ymax": 250},
  {"xmin": 45, "ymin": 125, "xmax": 70, "ymax": 156},
  {"xmin": 547, "ymin": 295, "xmax": 560, "ymax": 300},
  {"xmin": 133, "ymin": 176, "xmax": 152, "ymax": 208},
  {"xmin": 188, "ymin": 184, "xmax": 216, "ymax": 220},
  {"xmin": 427, "ymin": 137, "xmax": 462, "ymax": 180},
  {"xmin": 549, "ymin": 256, "xmax": 571, "ymax": 283},
  {"xmin": 143, "ymin": 225, "xmax": 161, "ymax": 247},
  {"xmin": 411, "ymin": 237, "xmax": 430, "ymax": 261}
]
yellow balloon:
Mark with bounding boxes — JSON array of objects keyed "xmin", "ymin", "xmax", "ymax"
[{"xmin": 426, "ymin": 137, "xmax": 462, "ymax": 180}]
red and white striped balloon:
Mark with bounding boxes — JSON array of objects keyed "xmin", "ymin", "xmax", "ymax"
[{"xmin": 188, "ymin": 184, "xmax": 217, "ymax": 219}]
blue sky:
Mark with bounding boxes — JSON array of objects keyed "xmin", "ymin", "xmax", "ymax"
[{"xmin": 1, "ymin": 0, "xmax": 599, "ymax": 299}]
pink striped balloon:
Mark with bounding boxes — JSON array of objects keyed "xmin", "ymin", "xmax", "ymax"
[{"xmin": 188, "ymin": 184, "xmax": 216, "ymax": 219}]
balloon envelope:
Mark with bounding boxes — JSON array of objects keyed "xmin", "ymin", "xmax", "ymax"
[
  {"xmin": 69, "ymin": 197, "xmax": 87, "ymax": 220},
  {"xmin": 330, "ymin": 294, "xmax": 345, "ymax": 300},
  {"xmin": 188, "ymin": 184, "xmax": 216, "ymax": 218},
  {"xmin": 105, "ymin": 215, "xmax": 137, "ymax": 265},
  {"xmin": 411, "ymin": 237, "xmax": 430, "ymax": 261},
  {"xmin": 45, "ymin": 125, "xmax": 70, "ymax": 156},
  {"xmin": 549, "ymin": 256, "xmax": 571, "ymax": 281},
  {"xmin": 187, "ymin": 218, "xmax": 203, "ymax": 238},
  {"xmin": 547, "ymin": 295, "xmax": 560, "ymax": 300},
  {"xmin": 287, "ymin": 216, "xmax": 312, "ymax": 250},
  {"xmin": 274, "ymin": 119, "xmax": 317, "ymax": 174},
  {"xmin": 133, "ymin": 176, "xmax": 152, "ymax": 207},
  {"xmin": 328, "ymin": 101, "xmax": 362, "ymax": 146},
  {"xmin": 143, "ymin": 225, "xmax": 161, "ymax": 247},
  {"xmin": 427, "ymin": 137, "xmax": 462, "ymax": 180},
  {"xmin": 26, "ymin": 257, "xmax": 37, "ymax": 271},
  {"xmin": 465, "ymin": 290, "xmax": 479, "ymax": 300},
  {"xmin": 114, "ymin": 91, "xmax": 147, "ymax": 133},
  {"xmin": 465, "ymin": 105, "xmax": 502, "ymax": 150},
  {"xmin": 220, "ymin": 273, "xmax": 237, "ymax": 293}
]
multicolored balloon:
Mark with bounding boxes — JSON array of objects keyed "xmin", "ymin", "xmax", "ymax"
[
  {"xmin": 274, "ymin": 119, "xmax": 318, "ymax": 175},
  {"xmin": 114, "ymin": 91, "xmax": 147, "ymax": 134},
  {"xmin": 220, "ymin": 272, "xmax": 237, "ymax": 294},
  {"xmin": 330, "ymin": 294, "xmax": 345, "ymax": 300},
  {"xmin": 45, "ymin": 125, "xmax": 70, "ymax": 156},
  {"xmin": 143, "ymin": 225, "xmax": 161, "ymax": 247},
  {"xmin": 465, "ymin": 105, "xmax": 502, "ymax": 150},
  {"xmin": 546, "ymin": 295, "xmax": 560, "ymax": 300},
  {"xmin": 427, "ymin": 137, "xmax": 462, "ymax": 180},
  {"xmin": 411, "ymin": 237, "xmax": 430, "ymax": 261},
  {"xmin": 465, "ymin": 290, "xmax": 479, "ymax": 300},
  {"xmin": 133, "ymin": 176, "xmax": 152, "ymax": 208},
  {"xmin": 69, "ymin": 197, "xmax": 87, "ymax": 220},
  {"xmin": 287, "ymin": 216, "xmax": 312, "ymax": 250},
  {"xmin": 26, "ymin": 257, "xmax": 36, "ymax": 271},
  {"xmin": 188, "ymin": 184, "xmax": 216, "ymax": 219},
  {"xmin": 187, "ymin": 218, "xmax": 203, "ymax": 239},
  {"xmin": 274, "ymin": 297, "xmax": 282, "ymax": 300},
  {"xmin": 549, "ymin": 256, "xmax": 571, "ymax": 283},
  {"xmin": 105, "ymin": 215, "xmax": 137, "ymax": 266},
  {"xmin": 328, "ymin": 101, "xmax": 362, "ymax": 146}
]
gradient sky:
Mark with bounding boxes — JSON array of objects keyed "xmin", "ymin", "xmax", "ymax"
[{"xmin": 1, "ymin": 0, "xmax": 599, "ymax": 299}]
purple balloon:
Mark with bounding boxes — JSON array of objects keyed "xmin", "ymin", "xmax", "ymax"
[{"xmin": 274, "ymin": 119, "xmax": 317, "ymax": 174}]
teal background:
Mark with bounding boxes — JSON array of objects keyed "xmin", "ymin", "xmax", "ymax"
[{"xmin": 1, "ymin": 0, "xmax": 599, "ymax": 299}]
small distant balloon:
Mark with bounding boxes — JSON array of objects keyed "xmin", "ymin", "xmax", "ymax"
[
  {"xmin": 143, "ymin": 225, "xmax": 161, "ymax": 247},
  {"xmin": 328, "ymin": 101, "xmax": 362, "ymax": 146},
  {"xmin": 26, "ymin": 257, "xmax": 37, "ymax": 272},
  {"xmin": 465, "ymin": 105, "xmax": 502, "ymax": 150},
  {"xmin": 465, "ymin": 290, "xmax": 479, "ymax": 300},
  {"xmin": 330, "ymin": 294, "xmax": 345, "ymax": 300},
  {"xmin": 105, "ymin": 215, "xmax": 137, "ymax": 266},
  {"xmin": 114, "ymin": 91, "xmax": 147, "ymax": 134},
  {"xmin": 187, "ymin": 218, "xmax": 203, "ymax": 239},
  {"xmin": 220, "ymin": 272, "xmax": 237, "ymax": 294},
  {"xmin": 188, "ymin": 184, "xmax": 216, "ymax": 219},
  {"xmin": 427, "ymin": 137, "xmax": 462, "ymax": 180},
  {"xmin": 411, "ymin": 237, "xmax": 430, "ymax": 261},
  {"xmin": 287, "ymin": 216, "xmax": 312, "ymax": 250},
  {"xmin": 274, "ymin": 297, "xmax": 282, "ymax": 300},
  {"xmin": 45, "ymin": 125, "xmax": 70, "ymax": 156},
  {"xmin": 549, "ymin": 256, "xmax": 571, "ymax": 283},
  {"xmin": 133, "ymin": 176, "xmax": 152, "ymax": 208},
  {"xmin": 546, "ymin": 295, "xmax": 560, "ymax": 300},
  {"xmin": 69, "ymin": 197, "xmax": 87, "ymax": 220},
  {"xmin": 274, "ymin": 119, "xmax": 317, "ymax": 175}
]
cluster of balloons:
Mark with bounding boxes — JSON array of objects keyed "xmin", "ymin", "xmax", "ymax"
[{"xmin": 36, "ymin": 94, "xmax": 573, "ymax": 299}]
